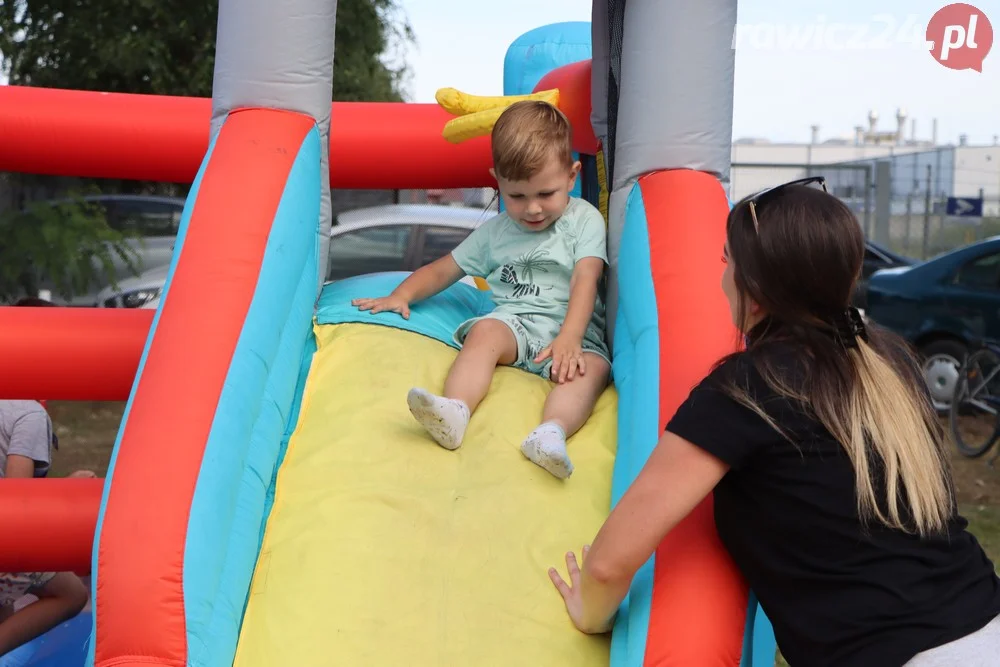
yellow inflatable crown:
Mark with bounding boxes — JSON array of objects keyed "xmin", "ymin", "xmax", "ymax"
[{"xmin": 435, "ymin": 87, "xmax": 560, "ymax": 144}]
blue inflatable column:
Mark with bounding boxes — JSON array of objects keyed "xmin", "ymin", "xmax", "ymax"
[{"xmin": 501, "ymin": 22, "xmax": 593, "ymax": 204}]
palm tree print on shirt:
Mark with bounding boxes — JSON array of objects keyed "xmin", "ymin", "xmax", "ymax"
[
  {"xmin": 514, "ymin": 247, "xmax": 559, "ymax": 283},
  {"xmin": 498, "ymin": 247, "xmax": 560, "ymax": 298}
]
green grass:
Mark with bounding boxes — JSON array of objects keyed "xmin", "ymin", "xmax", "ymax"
[
  {"xmin": 963, "ymin": 504, "xmax": 1000, "ymax": 562},
  {"xmin": 887, "ymin": 215, "xmax": 1000, "ymax": 260}
]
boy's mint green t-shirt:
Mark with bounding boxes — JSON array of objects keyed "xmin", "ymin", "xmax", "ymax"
[{"xmin": 450, "ymin": 197, "xmax": 608, "ymax": 337}]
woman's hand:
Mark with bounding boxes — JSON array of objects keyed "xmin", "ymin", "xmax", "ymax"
[
  {"xmin": 548, "ymin": 432, "xmax": 731, "ymax": 638},
  {"xmin": 549, "ymin": 546, "xmax": 614, "ymax": 635}
]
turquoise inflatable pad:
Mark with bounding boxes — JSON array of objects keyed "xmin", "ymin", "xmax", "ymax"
[{"xmin": 315, "ymin": 272, "xmax": 496, "ymax": 350}]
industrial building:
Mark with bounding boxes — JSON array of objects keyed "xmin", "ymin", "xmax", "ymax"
[{"xmin": 731, "ymin": 108, "xmax": 1000, "ymax": 218}]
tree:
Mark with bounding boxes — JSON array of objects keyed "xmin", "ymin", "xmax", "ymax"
[
  {"xmin": 0, "ymin": 0, "xmax": 414, "ymax": 301},
  {"xmin": 332, "ymin": 0, "xmax": 414, "ymax": 102},
  {"xmin": 0, "ymin": 194, "xmax": 141, "ymax": 304},
  {"xmin": 0, "ymin": 0, "xmax": 414, "ymax": 100}
]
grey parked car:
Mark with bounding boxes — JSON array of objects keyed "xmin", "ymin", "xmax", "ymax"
[
  {"xmin": 325, "ymin": 203, "xmax": 490, "ymax": 283},
  {"xmin": 26, "ymin": 194, "xmax": 185, "ymax": 306}
]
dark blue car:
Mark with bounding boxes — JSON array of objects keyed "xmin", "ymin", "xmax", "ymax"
[
  {"xmin": 855, "ymin": 241, "xmax": 915, "ymax": 309},
  {"xmin": 865, "ymin": 237, "xmax": 1000, "ymax": 411}
]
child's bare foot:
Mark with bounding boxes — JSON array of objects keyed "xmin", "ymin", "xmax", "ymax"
[
  {"xmin": 521, "ymin": 422, "xmax": 573, "ymax": 479},
  {"xmin": 407, "ymin": 388, "xmax": 470, "ymax": 450}
]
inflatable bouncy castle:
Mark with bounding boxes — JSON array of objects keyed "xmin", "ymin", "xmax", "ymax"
[{"xmin": 0, "ymin": 1, "xmax": 779, "ymax": 665}]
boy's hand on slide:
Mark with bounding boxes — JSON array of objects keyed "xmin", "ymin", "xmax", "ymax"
[
  {"xmin": 352, "ymin": 295, "xmax": 411, "ymax": 319},
  {"xmin": 535, "ymin": 334, "xmax": 585, "ymax": 384}
]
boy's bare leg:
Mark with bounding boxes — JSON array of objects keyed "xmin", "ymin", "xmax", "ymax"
[
  {"xmin": 521, "ymin": 353, "xmax": 611, "ymax": 479},
  {"xmin": 408, "ymin": 319, "xmax": 517, "ymax": 450},
  {"xmin": 443, "ymin": 320, "xmax": 518, "ymax": 411},
  {"xmin": 541, "ymin": 354, "xmax": 612, "ymax": 437}
]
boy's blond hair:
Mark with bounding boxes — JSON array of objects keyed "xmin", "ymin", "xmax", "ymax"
[{"xmin": 491, "ymin": 101, "xmax": 574, "ymax": 181}]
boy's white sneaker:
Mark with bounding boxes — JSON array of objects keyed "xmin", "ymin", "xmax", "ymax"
[{"xmin": 407, "ymin": 388, "xmax": 470, "ymax": 451}]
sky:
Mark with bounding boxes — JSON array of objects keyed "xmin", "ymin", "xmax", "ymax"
[{"xmin": 400, "ymin": 0, "xmax": 999, "ymax": 146}]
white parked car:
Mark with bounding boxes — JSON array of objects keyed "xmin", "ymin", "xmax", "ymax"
[
  {"xmin": 95, "ymin": 264, "xmax": 168, "ymax": 309},
  {"xmin": 96, "ymin": 203, "xmax": 492, "ymax": 308}
]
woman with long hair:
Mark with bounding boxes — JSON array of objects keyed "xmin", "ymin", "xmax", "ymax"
[{"xmin": 550, "ymin": 178, "xmax": 1000, "ymax": 665}]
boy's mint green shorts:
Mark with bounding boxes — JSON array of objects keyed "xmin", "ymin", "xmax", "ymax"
[{"xmin": 454, "ymin": 311, "xmax": 611, "ymax": 381}]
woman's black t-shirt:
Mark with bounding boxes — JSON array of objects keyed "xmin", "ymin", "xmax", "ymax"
[{"xmin": 666, "ymin": 350, "xmax": 1000, "ymax": 667}]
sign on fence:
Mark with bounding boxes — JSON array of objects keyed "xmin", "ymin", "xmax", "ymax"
[{"xmin": 946, "ymin": 196, "xmax": 984, "ymax": 218}]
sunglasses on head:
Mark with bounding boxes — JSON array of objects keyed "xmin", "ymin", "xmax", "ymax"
[{"xmin": 748, "ymin": 176, "xmax": 828, "ymax": 233}]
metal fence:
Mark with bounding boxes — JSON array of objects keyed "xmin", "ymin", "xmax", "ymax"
[
  {"xmin": 731, "ymin": 162, "xmax": 874, "ymax": 235},
  {"xmin": 893, "ymin": 193, "xmax": 1000, "ymax": 260},
  {"xmin": 733, "ymin": 161, "xmax": 1000, "ymax": 261}
]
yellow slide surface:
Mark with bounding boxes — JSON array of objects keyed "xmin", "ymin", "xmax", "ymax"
[{"xmin": 234, "ymin": 322, "xmax": 617, "ymax": 666}]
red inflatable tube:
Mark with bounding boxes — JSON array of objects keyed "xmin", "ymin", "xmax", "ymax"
[
  {"xmin": 0, "ymin": 307, "xmax": 151, "ymax": 401},
  {"xmin": 0, "ymin": 86, "xmax": 495, "ymax": 189},
  {"xmin": 93, "ymin": 108, "xmax": 318, "ymax": 667},
  {"xmin": 0, "ymin": 478, "xmax": 102, "ymax": 574},
  {"xmin": 533, "ymin": 59, "xmax": 599, "ymax": 155},
  {"xmin": 641, "ymin": 169, "xmax": 749, "ymax": 665}
]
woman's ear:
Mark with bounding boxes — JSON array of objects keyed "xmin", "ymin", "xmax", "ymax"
[{"xmin": 746, "ymin": 298, "xmax": 767, "ymax": 326}]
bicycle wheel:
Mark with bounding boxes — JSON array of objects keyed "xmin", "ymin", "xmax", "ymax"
[{"xmin": 950, "ymin": 348, "xmax": 1000, "ymax": 458}]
